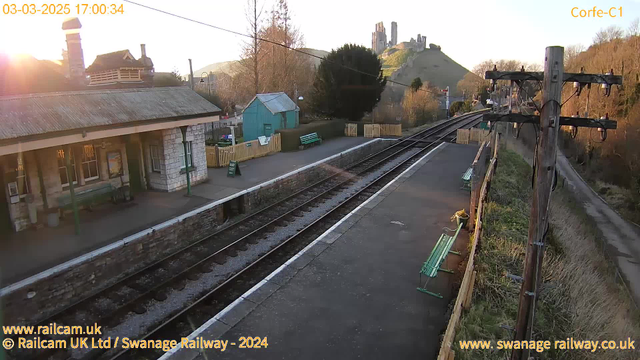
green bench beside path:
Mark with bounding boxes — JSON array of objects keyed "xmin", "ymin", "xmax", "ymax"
[
  {"xmin": 299, "ymin": 132, "xmax": 322, "ymax": 149},
  {"xmin": 57, "ymin": 183, "xmax": 115, "ymax": 212},
  {"xmin": 417, "ymin": 223, "xmax": 463, "ymax": 298},
  {"xmin": 461, "ymin": 167, "xmax": 473, "ymax": 191}
]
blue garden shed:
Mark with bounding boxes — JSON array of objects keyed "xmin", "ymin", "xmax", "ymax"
[{"xmin": 242, "ymin": 92, "xmax": 299, "ymax": 141}]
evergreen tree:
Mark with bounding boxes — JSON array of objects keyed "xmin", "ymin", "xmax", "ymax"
[
  {"xmin": 410, "ymin": 77, "xmax": 423, "ymax": 92},
  {"xmin": 311, "ymin": 44, "xmax": 386, "ymax": 121}
]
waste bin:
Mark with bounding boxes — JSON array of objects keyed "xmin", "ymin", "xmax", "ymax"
[
  {"xmin": 47, "ymin": 210, "xmax": 59, "ymax": 228},
  {"xmin": 455, "ymin": 213, "xmax": 469, "ymax": 228}
]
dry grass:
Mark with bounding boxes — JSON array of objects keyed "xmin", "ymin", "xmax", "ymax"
[
  {"xmin": 454, "ymin": 149, "xmax": 640, "ymax": 360},
  {"xmin": 547, "ymin": 189, "xmax": 640, "ymax": 351}
]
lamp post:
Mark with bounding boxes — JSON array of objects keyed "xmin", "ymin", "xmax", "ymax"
[{"xmin": 199, "ymin": 72, "xmax": 211, "ymax": 99}]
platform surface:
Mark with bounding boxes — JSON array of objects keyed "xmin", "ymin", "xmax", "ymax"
[
  {"xmin": 0, "ymin": 137, "xmax": 371, "ymax": 286},
  {"xmin": 186, "ymin": 142, "xmax": 479, "ymax": 360}
]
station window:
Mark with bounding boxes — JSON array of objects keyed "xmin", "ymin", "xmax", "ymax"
[
  {"xmin": 81, "ymin": 145, "xmax": 99, "ymax": 181},
  {"xmin": 178, "ymin": 141, "xmax": 193, "ymax": 169},
  {"xmin": 150, "ymin": 145, "xmax": 162, "ymax": 172},
  {"xmin": 4, "ymin": 154, "xmax": 29, "ymax": 198},
  {"xmin": 57, "ymin": 149, "xmax": 78, "ymax": 187}
]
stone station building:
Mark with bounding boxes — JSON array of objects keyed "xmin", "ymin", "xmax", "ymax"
[{"xmin": 0, "ymin": 87, "xmax": 220, "ymax": 233}]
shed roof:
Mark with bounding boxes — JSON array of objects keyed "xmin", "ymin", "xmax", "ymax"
[
  {"xmin": 246, "ymin": 92, "xmax": 298, "ymax": 115},
  {"xmin": 86, "ymin": 50, "xmax": 146, "ymax": 73},
  {"xmin": 0, "ymin": 87, "xmax": 220, "ymax": 141}
]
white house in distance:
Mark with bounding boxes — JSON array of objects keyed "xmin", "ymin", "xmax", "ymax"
[{"xmin": 0, "ymin": 87, "xmax": 220, "ymax": 232}]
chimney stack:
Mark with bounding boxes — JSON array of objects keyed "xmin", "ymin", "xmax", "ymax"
[
  {"xmin": 62, "ymin": 17, "xmax": 86, "ymax": 86},
  {"xmin": 141, "ymin": 44, "xmax": 146, "ymax": 58}
]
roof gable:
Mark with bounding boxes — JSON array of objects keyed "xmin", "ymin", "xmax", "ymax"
[
  {"xmin": 245, "ymin": 92, "xmax": 298, "ymax": 115},
  {"xmin": 86, "ymin": 50, "xmax": 146, "ymax": 73}
]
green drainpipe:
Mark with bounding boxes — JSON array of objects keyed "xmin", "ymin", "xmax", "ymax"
[{"xmin": 180, "ymin": 126, "xmax": 191, "ymax": 196}]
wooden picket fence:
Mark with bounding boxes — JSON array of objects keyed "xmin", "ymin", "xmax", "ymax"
[
  {"xmin": 345, "ymin": 123, "xmax": 358, "ymax": 137},
  {"xmin": 364, "ymin": 124, "xmax": 381, "ymax": 138},
  {"xmin": 362, "ymin": 124, "xmax": 402, "ymax": 138},
  {"xmin": 206, "ymin": 133, "xmax": 281, "ymax": 168},
  {"xmin": 437, "ymin": 134, "xmax": 499, "ymax": 360}
]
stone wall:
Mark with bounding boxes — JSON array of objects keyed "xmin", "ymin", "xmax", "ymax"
[
  {"xmin": 143, "ymin": 125, "xmax": 208, "ymax": 192},
  {"xmin": 0, "ymin": 139, "xmax": 393, "ymax": 325}
]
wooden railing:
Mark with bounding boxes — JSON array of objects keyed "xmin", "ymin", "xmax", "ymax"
[
  {"xmin": 437, "ymin": 133, "xmax": 499, "ymax": 360},
  {"xmin": 206, "ymin": 133, "xmax": 281, "ymax": 168}
]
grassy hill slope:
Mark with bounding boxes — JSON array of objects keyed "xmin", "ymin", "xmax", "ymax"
[{"xmin": 383, "ymin": 48, "xmax": 470, "ymax": 92}]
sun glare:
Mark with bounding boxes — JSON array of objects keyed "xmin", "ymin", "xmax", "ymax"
[{"xmin": 1, "ymin": 17, "xmax": 65, "ymax": 60}]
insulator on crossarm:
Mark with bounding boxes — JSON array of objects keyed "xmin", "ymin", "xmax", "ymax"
[
  {"xmin": 602, "ymin": 70, "xmax": 613, "ymax": 96},
  {"xmin": 598, "ymin": 115, "xmax": 608, "ymax": 141}
]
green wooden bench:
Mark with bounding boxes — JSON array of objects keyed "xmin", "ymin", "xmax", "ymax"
[
  {"xmin": 417, "ymin": 223, "xmax": 463, "ymax": 298},
  {"xmin": 57, "ymin": 183, "xmax": 115, "ymax": 212},
  {"xmin": 299, "ymin": 132, "xmax": 322, "ymax": 149},
  {"xmin": 461, "ymin": 167, "xmax": 473, "ymax": 191}
]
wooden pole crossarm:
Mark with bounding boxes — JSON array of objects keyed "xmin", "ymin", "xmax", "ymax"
[
  {"xmin": 482, "ymin": 113, "xmax": 617, "ymax": 129},
  {"xmin": 484, "ymin": 71, "xmax": 623, "ymax": 85}
]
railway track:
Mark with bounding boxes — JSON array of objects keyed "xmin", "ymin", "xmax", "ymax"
[{"xmin": 8, "ymin": 110, "xmax": 485, "ymax": 360}]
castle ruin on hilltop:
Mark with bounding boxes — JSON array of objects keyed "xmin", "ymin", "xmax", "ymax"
[{"xmin": 371, "ymin": 21, "xmax": 430, "ymax": 55}]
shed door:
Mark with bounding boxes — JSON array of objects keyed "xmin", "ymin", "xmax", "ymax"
[{"xmin": 263, "ymin": 123, "xmax": 273, "ymax": 137}]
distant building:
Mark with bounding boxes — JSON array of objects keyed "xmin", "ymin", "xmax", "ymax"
[
  {"xmin": 242, "ymin": 93, "xmax": 299, "ymax": 141},
  {"xmin": 371, "ymin": 22, "xmax": 388, "ymax": 55},
  {"xmin": 390, "ymin": 22, "xmax": 398, "ymax": 47},
  {"xmin": 86, "ymin": 45, "xmax": 154, "ymax": 88},
  {"xmin": 0, "ymin": 87, "xmax": 220, "ymax": 232}
]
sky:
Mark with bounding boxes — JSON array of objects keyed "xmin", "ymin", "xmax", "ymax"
[{"xmin": 1, "ymin": 0, "xmax": 639, "ymax": 75}]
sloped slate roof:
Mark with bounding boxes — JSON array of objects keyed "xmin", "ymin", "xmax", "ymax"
[
  {"xmin": 0, "ymin": 87, "xmax": 220, "ymax": 141},
  {"xmin": 249, "ymin": 92, "xmax": 298, "ymax": 115},
  {"xmin": 86, "ymin": 50, "xmax": 146, "ymax": 73}
]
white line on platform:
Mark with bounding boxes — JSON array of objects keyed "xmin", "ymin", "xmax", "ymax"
[
  {"xmin": 1, "ymin": 139, "xmax": 390, "ymax": 297},
  {"xmin": 159, "ymin": 142, "xmax": 447, "ymax": 360}
]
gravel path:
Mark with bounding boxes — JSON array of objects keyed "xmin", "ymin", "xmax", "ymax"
[{"xmin": 556, "ymin": 151, "xmax": 640, "ymax": 307}]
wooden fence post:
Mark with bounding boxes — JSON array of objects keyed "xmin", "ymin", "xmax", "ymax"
[{"xmin": 463, "ymin": 271, "xmax": 477, "ymax": 310}]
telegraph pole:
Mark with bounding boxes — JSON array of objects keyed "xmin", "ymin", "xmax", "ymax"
[
  {"xmin": 511, "ymin": 46, "xmax": 563, "ymax": 360},
  {"xmin": 483, "ymin": 46, "xmax": 623, "ymax": 360},
  {"xmin": 188, "ymin": 59, "xmax": 194, "ymax": 90}
]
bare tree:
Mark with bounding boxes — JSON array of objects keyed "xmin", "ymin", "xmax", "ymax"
[
  {"xmin": 564, "ymin": 44, "xmax": 585, "ymax": 68},
  {"xmin": 627, "ymin": 18, "xmax": 640, "ymax": 38},
  {"xmin": 257, "ymin": 0, "xmax": 312, "ymax": 99},
  {"xmin": 239, "ymin": 0, "xmax": 264, "ymax": 96},
  {"xmin": 593, "ymin": 25, "xmax": 624, "ymax": 45}
]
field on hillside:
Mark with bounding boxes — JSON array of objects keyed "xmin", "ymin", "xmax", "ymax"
[
  {"xmin": 381, "ymin": 48, "xmax": 469, "ymax": 93},
  {"xmin": 381, "ymin": 49, "xmax": 414, "ymax": 77}
]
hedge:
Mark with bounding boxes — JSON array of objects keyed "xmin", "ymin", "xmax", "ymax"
[{"xmin": 277, "ymin": 120, "xmax": 345, "ymax": 151}]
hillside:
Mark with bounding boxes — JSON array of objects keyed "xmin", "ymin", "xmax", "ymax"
[
  {"xmin": 300, "ymin": 48, "xmax": 329, "ymax": 68},
  {"xmin": 383, "ymin": 48, "xmax": 470, "ymax": 93},
  {"xmin": 194, "ymin": 48, "xmax": 329, "ymax": 77},
  {"xmin": 194, "ymin": 60, "xmax": 241, "ymax": 77},
  {"xmin": 559, "ymin": 34, "xmax": 640, "ymax": 221}
]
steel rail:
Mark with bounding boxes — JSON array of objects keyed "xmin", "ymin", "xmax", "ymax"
[
  {"xmin": 108, "ymin": 112, "xmax": 485, "ymax": 360},
  {"xmin": 14, "ymin": 111, "xmax": 485, "ymax": 360}
]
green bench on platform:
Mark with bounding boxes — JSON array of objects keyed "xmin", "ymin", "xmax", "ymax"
[
  {"xmin": 461, "ymin": 167, "xmax": 473, "ymax": 191},
  {"xmin": 417, "ymin": 223, "xmax": 463, "ymax": 298},
  {"xmin": 299, "ymin": 132, "xmax": 322, "ymax": 148},
  {"xmin": 57, "ymin": 183, "xmax": 115, "ymax": 212}
]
